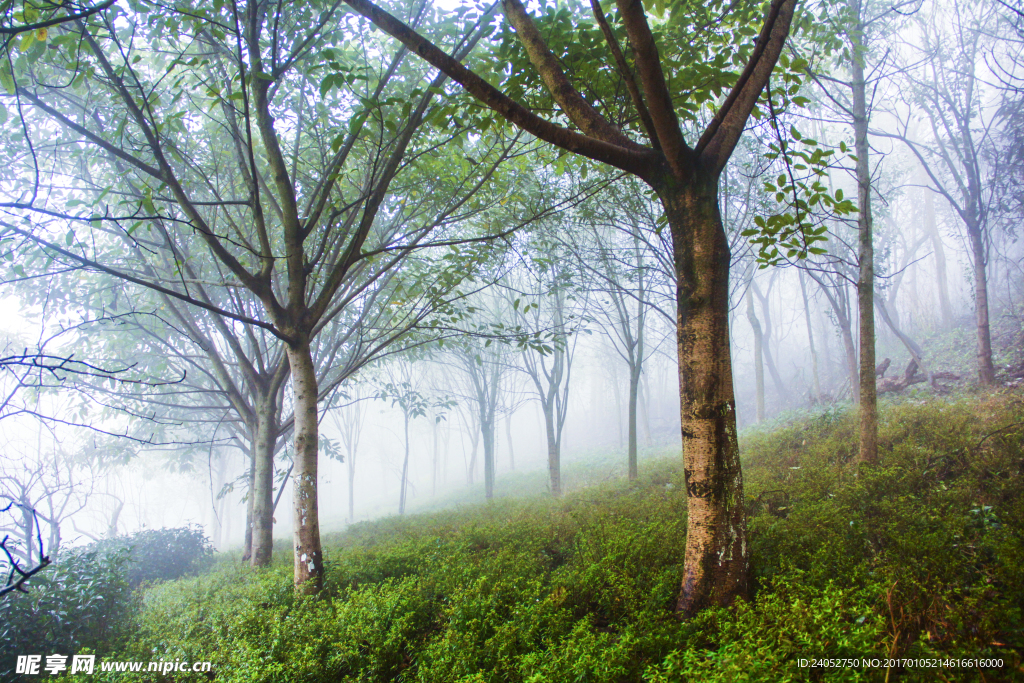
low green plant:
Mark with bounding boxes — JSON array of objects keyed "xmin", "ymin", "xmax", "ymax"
[{"xmin": 64, "ymin": 394, "xmax": 1024, "ymax": 682}]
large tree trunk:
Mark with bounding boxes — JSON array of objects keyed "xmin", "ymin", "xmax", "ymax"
[
  {"xmin": 851, "ymin": 21, "xmax": 878, "ymax": 464},
  {"xmin": 968, "ymin": 224, "xmax": 996, "ymax": 386},
  {"xmin": 286, "ymin": 340, "xmax": 323, "ymax": 593},
  {"xmin": 663, "ymin": 179, "xmax": 747, "ymax": 617},
  {"xmin": 250, "ymin": 397, "xmax": 278, "ymax": 566}
]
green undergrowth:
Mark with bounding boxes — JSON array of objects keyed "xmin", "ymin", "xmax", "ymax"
[{"xmin": 67, "ymin": 393, "xmax": 1023, "ymax": 683}]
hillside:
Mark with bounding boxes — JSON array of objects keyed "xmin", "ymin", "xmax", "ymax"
[{"xmin": 12, "ymin": 392, "xmax": 1023, "ymax": 682}]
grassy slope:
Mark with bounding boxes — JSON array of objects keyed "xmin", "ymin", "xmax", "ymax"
[{"xmin": 83, "ymin": 392, "xmax": 1024, "ymax": 683}]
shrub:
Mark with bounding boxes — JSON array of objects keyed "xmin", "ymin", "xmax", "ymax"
[
  {"xmin": 0, "ymin": 545, "xmax": 135, "ymax": 681},
  {"xmin": 90, "ymin": 525, "xmax": 215, "ymax": 587}
]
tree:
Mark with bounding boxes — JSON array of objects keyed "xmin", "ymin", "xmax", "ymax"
[
  {"xmin": 0, "ymin": 501, "xmax": 50, "ymax": 597},
  {"xmin": 328, "ymin": 386, "xmax": 367, "ymax": 524},
  {"xmin": 2, "ymin": 0, "xmax": 523, "ymax": 592},
  {"xmin": 505, "ymin": 234, "xmax": 582, "ymax": 497},
  {"xmin": 345, "ymin": 0, "xmax": 800, "ymax": 615},
  {"xmin": 884, "ymin": 0, "xmax": 1005, "ymax": 386},
  {"xmin": 378, "ymin": 357, "xmax": 451, "ymax": 515},
  {"xmin": 447, "ymin": 330, "xmax": 514, "ymax": 499},
  {"xmin": 564, "ymin": 180, "xmax": 660, "ymax": 479}
]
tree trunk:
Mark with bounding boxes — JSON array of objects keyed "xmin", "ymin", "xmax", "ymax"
[
  {"xmin": 431, "ymin": 415, "xmax": 439, "ymax": 496},
  {"xmin": 752, "ymin": 279, "xmax": 787, "ymax": 402},
  {"xmin": 241, "ymin": 450, "xmax": 255, "ymax": 562},
  {"xmin": 662, "ymin": 179, "xmax": 747, "ymax": 617},
  {"xmin": 627, "ymin": 361, "xmax": 640, "ymax": 480},
  {"xmin": 745, "ymin": 288, "xmax": 765, "ymax": 422},
  {"xmin": 924, "ymin": 189, "xmax": 952, "ymax": 328},
  {"xmin": 348, "ymin": 451, "xmax": 356, "ymax": 524},
  {"xmin": 851, "ymin": 21, "xmax": 878, "ymax": 464},
  {"xmin": 399, "ymin": 409, "xmax": 410, "ymax": 515},
  {"xmin": 286, "ymin": 340, "xmax": 323, "ymax": 593},
  {"xmin": 250, "ymin": 398, "xmax": 278, "ymax": 566},
  {"xmin": 505, "ymin": 414, "xmax": 515, "ymax": 471},
  {"xmin": 968, "ymin": 225, "xmax": 996, "ymax": 385},
  {"xmin": 840, "ymin": 311, "xmax": 859, "ymax": 402},
  {"xmin": 542, "ymin": 399, "xmax": 560, "ymax": 496},
  {"xmin": 798, "ymin": 271, "xmax": 821, "ymax": 401},
  {"xmin": 482, "ymin": 416, "xmax": 495, "ymax": 499}
]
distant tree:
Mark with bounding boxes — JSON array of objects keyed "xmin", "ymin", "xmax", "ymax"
[{"xmin": 884, "ymin": 0, "xmax": 1006, "ymax": 386}]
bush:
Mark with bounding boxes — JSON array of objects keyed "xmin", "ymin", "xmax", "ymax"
[
  {"xmin": 90, "ymin": 525, "xmax": 215, "ymax": 587},
  {"xmin": 0, "ymin": 545, "xmax": 135, "ymax": 681}
]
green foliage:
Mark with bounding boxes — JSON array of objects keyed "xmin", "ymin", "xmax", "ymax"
[
  {"xmin": 0, "ymin": 545, "xmax": 135, "ymax": 681},
  {"xmin": 65, "ymin": 395, "xmax": 1024, "ymax": 682},
  {"xmin": 88, "ymin": 525, "xmax": 215, "ymax": 587}
]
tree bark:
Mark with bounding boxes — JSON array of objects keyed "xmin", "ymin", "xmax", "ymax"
[
  {"xmin": 286, "ymin": 339, "xmax": 323, "ymax": 593},
  {"xmin": 663, "ymin": 179, "xmax": 747, "ymax": 616}
]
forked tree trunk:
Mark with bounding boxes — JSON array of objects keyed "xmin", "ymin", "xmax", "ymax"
[
  {"xmin": 663, "ymin": 179, "xmax": 747, "ymax": 616},
  {"xmin": 286, "ymin": 340, "xmax": 323, "ymax": 593},
  {"xmin": 250, "ymin": 397, "xmax": 278, "ymax": 566}
]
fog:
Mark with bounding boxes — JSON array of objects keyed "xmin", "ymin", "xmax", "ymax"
[{"xmin": 1, "ymin": 0, "xmax": 1022, "ymax": 576}]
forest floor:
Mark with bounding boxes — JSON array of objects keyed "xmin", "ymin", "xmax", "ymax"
[{"xmin": 69, "ymin": 391, "xmax": 1024, "ymax": 682}]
